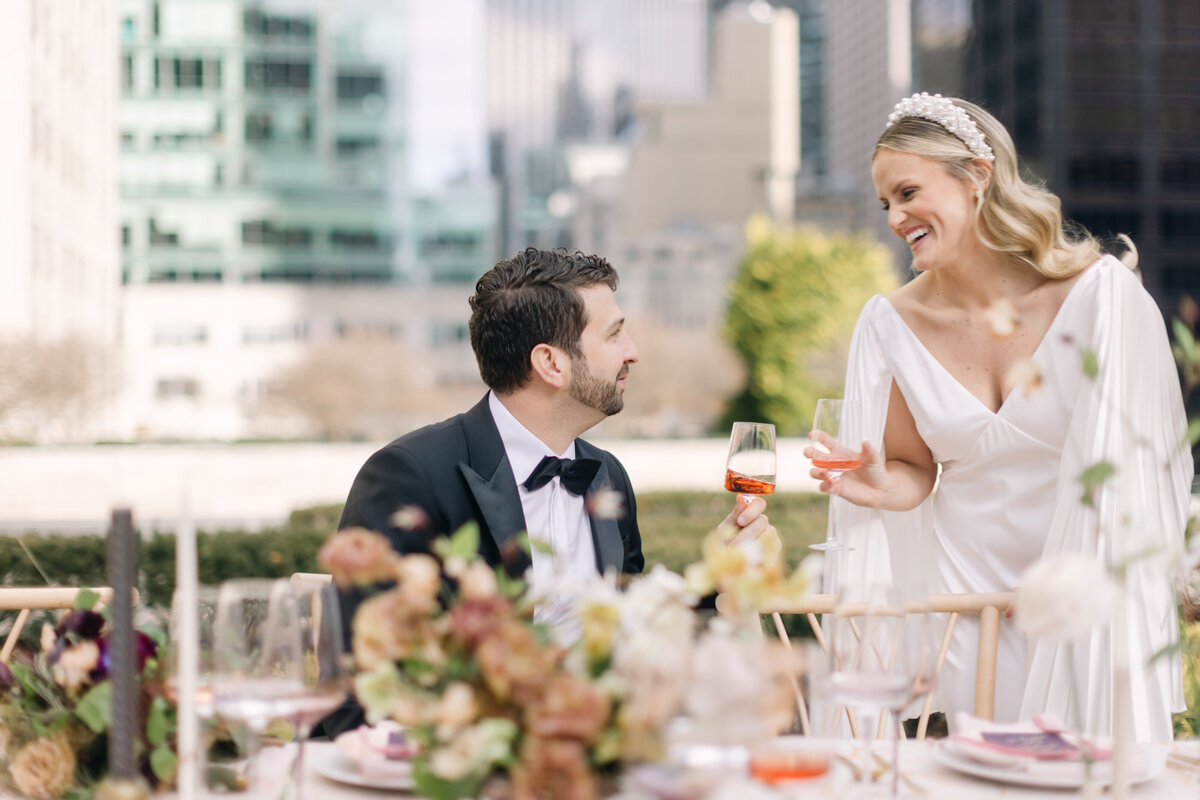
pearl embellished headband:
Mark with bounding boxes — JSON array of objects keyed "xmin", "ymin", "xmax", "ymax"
[{"xmin": 886, "ymin": 92, "xmax": 995, "ymax": 162}]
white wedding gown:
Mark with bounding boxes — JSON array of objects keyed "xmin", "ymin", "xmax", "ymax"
[{"xmin": 826, "ymin": 255, "xmax": 1191, "ymax": 742}]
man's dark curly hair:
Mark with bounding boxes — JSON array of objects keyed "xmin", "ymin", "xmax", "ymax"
[{"xmin": 468, "ymin": 247, "xmax": 619, "ymax": 393}]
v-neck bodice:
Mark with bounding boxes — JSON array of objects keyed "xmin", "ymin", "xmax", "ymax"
[{"xmin": 871, "ymin": 265, "xmax": 1097, "ymax": 468}]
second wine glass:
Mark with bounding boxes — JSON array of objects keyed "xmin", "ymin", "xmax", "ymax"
[
  {"xmin": 810, "ymin": 398, "xmax": 858, "ymax": 552},
  {"xmin": 724, "ymin": 421, "xmax": 777, "ymax": 503}
]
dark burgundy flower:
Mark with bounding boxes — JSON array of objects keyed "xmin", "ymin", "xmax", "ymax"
[
  {"xmin": 0, "ymin": 660, "xmax": 14, "ymax": 690},
  {"xmin": 55, "ymin": 609, "xmax": 105, "ymax": 640},
  {"xmin": 92, "ymin": 632, "xmax": 159, "ymax": 681}
]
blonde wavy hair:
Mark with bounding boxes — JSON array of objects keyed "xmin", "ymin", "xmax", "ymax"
[{"xmin": 873, "ymin": 97, "xmax": 1114, "ymax": 278}]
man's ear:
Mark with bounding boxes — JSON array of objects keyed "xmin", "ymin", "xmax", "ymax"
[{"xmin": 529, "ymin": 343, "xmax": 568, "ymax": 389}]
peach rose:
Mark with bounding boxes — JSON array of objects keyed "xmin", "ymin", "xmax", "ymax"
[
  {"xmin": 317, "ymin": 527, "xmax": 400, "ymax": 587},
  {"xmin": 352, "ymin": 590, "xmax": 442, "ymax": 671},
  {"xmin": 476, "ymin": 621, "xmax": 561, "ymax": 705},
  {"xmin": 396, "ymin": 553, "xmax": 442, "ymax": 613},
  {"xmin": 524, "ymin": 672, "xmax": 610, "ymax": 743},
  {"xmin": 511, "ymin": 736, "xmax": 596, "ymax": 800},
  {"xmin": 9, "ymin": 733, "xmax": 76, "ymax": 800}
]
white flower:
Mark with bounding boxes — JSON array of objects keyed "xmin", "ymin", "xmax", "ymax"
[
  {"xmin": 983, "ymin": 298, "xmax": 1020, "ymax": 339},
  {"xmin": 1004, "ymin": 358, "xmax": 1043, "ymax": 398},
  {"xmin": 1016, "ymin": 554, "xmax": 1115, "ymax": 642}
]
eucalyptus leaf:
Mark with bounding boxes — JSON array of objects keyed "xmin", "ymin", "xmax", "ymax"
[
  {"xmin": 75, "ymin": 680, "xmax": 113, "ymax": 733},
  {"xmin": 146, "ymin": 696, "xmax": 169, "ymax": 746},
  {"xmin": 444, "ymin": 521, "xmax": 480, "ymax": 562},
  {"xmin": 73, "ymin": 588, "xmax": 100, "ymax": 611},
  {"xmin": 1077, "ymin": 461, "xmax": 1115, "ymax": 506},
  {"xmin": 413, "ymin": 761, "xmax": 483, "ymax": 800},
  {"xmin": 150, "ymin": 745, "xmax": 178, "ymax": 782},
  {"xmin": 1081, "ymin": 349, "xmax": 1100, "ymax": 379}
]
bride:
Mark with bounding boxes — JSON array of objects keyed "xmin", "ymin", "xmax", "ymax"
[{"xmin": 807, "ymin": 93, "xmax": 1191, "ymax": 742}]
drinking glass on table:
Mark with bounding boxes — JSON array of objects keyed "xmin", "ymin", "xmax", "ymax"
[
  {"xmin": 809, "ymin": 398, "xmax": 859, "ymax": 551},
  {"xmin": 882, "ymin": 591, "xmax": 937, "ymax": 798},
  {"xmin": 211, "ymin": 579, "xmax": 305, "ymax": 790},
  {"xmin": 287, "ymin": 580, "xmax": 352, "ymax": 800},
  {"xmin": 825, "ymin": 583, "xmax": 920, "ymax": 797},
  {"xmin": 166, "ymin": 585, "xmax": 219, "ymax": 718},
  {"xmin": 725, "ymin": 421, "xmax": 777, "ymax": 502}
]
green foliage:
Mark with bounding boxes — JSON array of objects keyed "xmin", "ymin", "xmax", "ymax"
[
  {"xmin": 1177, "ymin": 621, "xmax": 1200, "ymax": 738},
  {"xmin": 722, "ymin": 217, "xmax": 898, "ymax": 434}
]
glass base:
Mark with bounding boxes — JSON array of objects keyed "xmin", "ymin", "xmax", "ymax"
[{"xmin": 809, "ymin": 540, "xmax": 854, "ymax": 552}]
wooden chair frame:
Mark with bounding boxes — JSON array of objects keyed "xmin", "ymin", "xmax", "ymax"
[
  {"xmin": 763, "ymin": 591, "xmax": 1015, "ymax": 740},
  {"xmin": 1, "ymin": 587, "xmax": 134, "ymax": 663}
]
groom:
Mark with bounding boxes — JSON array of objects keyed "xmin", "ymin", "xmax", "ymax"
[
  {"xmin": 321, "ymin": 247, "xmax": 768, "ymax": 736},
  {"xmin": 338, "ymin": 246, "xmax": 768, "ymax": 572}
]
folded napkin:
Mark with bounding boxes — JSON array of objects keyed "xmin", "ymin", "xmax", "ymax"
[
  {"xmin": 950, "ymin": 713, "xmax": 1112, "ymax": 767},
  {"xmin": 333, "ymin": 721, "xmax": 418, "ymax": 780}
]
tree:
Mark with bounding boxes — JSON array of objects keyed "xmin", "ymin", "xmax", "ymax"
[
  {"xmin": 601, "ymin": 320, "xmax": 744, "ymax": 437},
  {"xmin": 265, "ymin": 335, "xmax": 481, "ymax": 441},
  {"xmin": 722, "ymin": 217, "xmax": 898, "ymax": 435},
  {"xmin": 0, "ymin": 335, "xmax": 114, "ymax": 443}
]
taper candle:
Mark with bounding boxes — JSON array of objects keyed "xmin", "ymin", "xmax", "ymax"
[{"xmin": 175, "ymin": 489, "xmax": 200, "ymax": 799}]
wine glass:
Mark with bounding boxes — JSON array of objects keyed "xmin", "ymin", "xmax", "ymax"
[
  {"xmin": 286, "ymin": 580, "xmax": 352, "ymax": 800},
  {"xmin": 167, "ymin": 585, "xmax": 219, "ymax": 718},
  {"xmin": 809, "ymin": 398, "xmax": 859, "ymax": 551},
  {"xmin": 882, "ymin": 591, "xmax": 937, "ymax": 798},
  {"xmin": 725, "ymin": 421, "xmax": 777, "ymax": 504},
  {"xmin": 824, "ymin": 583, "xmax": 915, "ymax": 797},
  {"xmin": 211, "ymin": 579, "xmax": 305, "ymax": 789}
]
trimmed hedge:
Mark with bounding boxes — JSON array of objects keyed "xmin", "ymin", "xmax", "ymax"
[{"xmin": 1, "ymin": 493, "xmax": 829, "ymax": 610}]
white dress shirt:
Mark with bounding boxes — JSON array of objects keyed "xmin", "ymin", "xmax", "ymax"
[{"xmin": 488, "ymin": 393, "xmax": 596, "ymax": 632}]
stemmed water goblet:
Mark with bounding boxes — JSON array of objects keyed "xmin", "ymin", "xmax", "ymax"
[
  {"xmin": 824, "ymin": 582, "xmax": 923, "ymax": 797},
  {"xmin": 809, "ymin": 398, "xmax": 860, "ymax": 551},
  {"xmin": 286, "ymin": 580, "xmax": 352, "ymax": 799},
  {"xmin": 210, "ymin": 578, "xmax": 306, "ymax": 792}
]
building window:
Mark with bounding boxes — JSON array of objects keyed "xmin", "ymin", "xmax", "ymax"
[
  {"xmin": 156, "ymin": 378, "xmax": 200, "ymax": 399},
  {"xmin": 336, "ymin": 136, "xmax": 379, "ymax": 156},
  {"xmin": 242, "ymin": 220, "xmax": 313, "ymax": 248},
  {"xmin": 245, "ymin": 59, "xmax": 312, "ymax": 91},
  {"xmin": 175, "ymin": 57, "xmax": 203, "ymax": 88},
  {"xmin": 336, "ymin": 70, "xmax": 385, "ymax": 102},
  {"xmin": 245, "ymin": 111, "xmax": 273, "ymax": 143},
  {"xmin": 121, "ymin": 55, "xmax": 134, "ymax": 91},
  {"xmin": 149, "ymin": 219, "xmax": 180, "ymax": 247},
  {"xmin": 330, "ymin": 229, "xmax": 383, "ymax": 250},
  {"xmin": 153, "ymin": 326, "xmax": 208, "ymax": 345},
  {"xmin": 244, "ymin": 10, "xmax": 314, "ymax": 39}
]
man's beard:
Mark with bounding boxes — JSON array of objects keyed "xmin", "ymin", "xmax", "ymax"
[{"xmin": 569, "ymin": 357, "xmax": 627, "ymax": 416}]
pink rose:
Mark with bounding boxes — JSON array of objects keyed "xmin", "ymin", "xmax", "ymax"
[{"xmin": 318, "ymin": 528, "xmax": 401, "ymax": 587}]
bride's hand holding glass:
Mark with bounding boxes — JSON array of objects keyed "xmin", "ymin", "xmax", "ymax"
[
  {"xmin": 805, "ymin": 435, "xmax": 886, "ymax": 506},
  {"xmin": 805, "ymin": 399, "xmax": 887, "ymax": 508}
]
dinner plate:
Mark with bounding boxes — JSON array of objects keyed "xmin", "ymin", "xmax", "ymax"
[
  {"xmin": 931, "ymin": 740, "xmax": 1166, "ymax": 789},
  {"xmin": 311, "ymin": 746, "xmax": 416, "ymax": 791}
]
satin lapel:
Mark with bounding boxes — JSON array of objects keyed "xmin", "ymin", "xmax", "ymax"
[
  {"xmin": 576, "ymin": 440, "xmax": 623, "ymax": 573},
  {"xmin": 457, "ymin": 396, "xmax": 530, "ymax": 571}
]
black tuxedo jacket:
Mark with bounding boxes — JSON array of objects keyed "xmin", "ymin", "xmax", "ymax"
[
  {"xmin": 318, "ymin": 395, "xmax": 643, "ymax": 738},
  {"xmin": 337, "ymin": 394, "xmax": 643, "ymax": 574}
]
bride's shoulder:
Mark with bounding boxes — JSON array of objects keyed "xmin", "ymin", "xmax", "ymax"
[{"xmin": 884, "ymin": 274, "xmax": 930, "ymax": 315}]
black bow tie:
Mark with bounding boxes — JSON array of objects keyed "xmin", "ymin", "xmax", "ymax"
[{"xmin": 522, "ymin": 455, "xmax": 601, "ymax": 496}]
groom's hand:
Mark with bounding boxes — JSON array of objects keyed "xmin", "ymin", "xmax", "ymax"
[{"xmin": 721, "ymin": 494, "xmax": 771, "ymax": 544}]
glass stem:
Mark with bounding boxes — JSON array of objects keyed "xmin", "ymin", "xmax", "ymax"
[{"xmin": 891, "ymin": 709, "xmax": 901, "ymax": 797}]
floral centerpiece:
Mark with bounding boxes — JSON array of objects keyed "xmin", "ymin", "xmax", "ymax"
[
  {"xmin": 0, "ymin": 590, "xmax": 175, "ymax": 800},
  {"xmin": 317, "ymin": 508, "xmax": 816, "ymax": 800}
]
